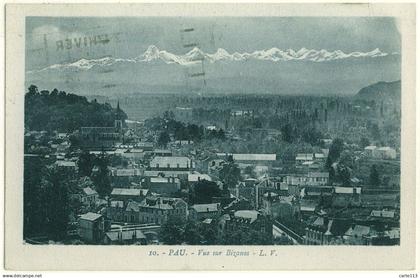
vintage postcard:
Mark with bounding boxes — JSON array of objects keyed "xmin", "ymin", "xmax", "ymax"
[{"xmin": 4, "ymin": 3, "xmax": 416, "ymax": 271}]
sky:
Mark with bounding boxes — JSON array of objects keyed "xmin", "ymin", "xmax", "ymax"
[
  {"xmin": 25, "ymin": 17, "xmax": 401, "ymax": 97},
  {"xmin": 26, "ymin": 17, "xmax": 400, "ymax": 71}
]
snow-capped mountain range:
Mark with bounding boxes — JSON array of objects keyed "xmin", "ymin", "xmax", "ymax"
[{"xmin": 29, "ymin": 45, "xmax": 394, "ymax": 73}]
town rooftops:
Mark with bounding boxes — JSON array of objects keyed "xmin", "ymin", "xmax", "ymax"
[
  {"xmin": 55, "ymin": 160, "xmax": 76, "ymax": 167},
  {"xmin": 153, "ymin": 149, "xmax": 172, "ymax": 154},
  {"xmin": 79, "ymin": 212, "xmax": 102, "ymax": 222},
  {"xmin": 140, "ymin": 197, "xmax": 185, "ymax": 210},
  {"xmin": 105, "ymin": 230, "xmax": 146, "ymax": 242},
  {"xmin": 188, "ymin": 174, "xmax": 212, "ymax": 182},
  {"xmin": 112, "ymin": 168, "xmax": 142, "ymax": 177},
  {"xmin": 150, "ymin": 177, "xmax": 180, "ymax": 183},
  {"xmin": 296, "ymin": 153, "xmax": 314, "ymax": 161},
  {"xmin": 376, "ymin": 146, "xmax": 396, "ymax": 151},
  {"xmin": 370, "ymin": 209, "xmax": 396, "ymax": 218},
  {"xmin": 150, "ymin": 156, "xmax": 192, "ymax": 169},
  {"xmin": 191, "ymin": 203, "xmax": 220, "ymax": 213},
  {"xmin": 82, "ymin": 187, "xmax": 98, "ymax": 196},
  {"xmin": 345, "ymin": 225, "xmax": 373, "ymax": 237},
  {"xmin": 232, "ymin": 154, "xmax": 276, "ymax": 161},
  {"xmin": 234, "ymin": 210, "xmax": 260, "ymax": 223},
  {"xmin": 143, "ymin": 170, "xmax": 193, "ymax": 177},
  {"xmin": 126, "ymin": 201, "xmax": 140, "ymax": 212},
  {"xmin": 111, "ymin": 188, "xmax": 149, "ymax": 196},
  {"xmin": 308, "ymin": 172, "xmax": 329, "ymax": 178},
  {"xmin": 110, "ymin": 200, "xmax": 124, "ymax": 208},
  {"xmin": 334, "ymin": 187, "xmax": 362, "ymax": 194}
]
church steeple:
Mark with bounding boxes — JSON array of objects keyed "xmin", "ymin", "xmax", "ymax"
[{"xmin": 115, "ymin": 100, "xmax": 123, "ymax": 131}]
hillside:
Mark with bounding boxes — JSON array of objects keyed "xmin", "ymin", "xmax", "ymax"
[
  {"xmin": 24, "ymin": 85, "xmax": 128, "ymax": 132},
  {"xmin": 355, "ymin": 80, "xmax": 401, "ymax": 101}
]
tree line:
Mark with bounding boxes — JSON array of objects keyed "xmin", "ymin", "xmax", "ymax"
[{"xmin": 25, "ymin": 85, "xmax": 128, "ymax": 133}]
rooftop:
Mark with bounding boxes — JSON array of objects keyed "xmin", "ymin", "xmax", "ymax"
[
  {"xmin": 370, "ymin": 209, "xmax": 396, "ymax": 218},
  {"xmin": 111, "ymin": 188, "xmax": 148, "ymax": 196},
  {"xmin": 234, "ymin": 210, "xmax": 260, "ymax": 223},
  {"xmin": 232, "ymin": 153, "xmax": 276, "ymax": 161},
  {"xmin": 105, "ymin": 230, "xmax": 146, "ymax": 241},
  {"xmin": 188, "ymin": 174, "xmax": 212, "ymax": 182},
  {"xmin": 308, "ymin": 172, "xmax": 329, "ymax": 178},
  {"xmin": 82, "ymin": 187, "xmax": 97, "ymax": 196},
  {"xmin": 56, "ymin": 160, "xmax": 76, "ymax": 167},
  {"xmin": 79, "ymin": 212, "xmax": 102, "ymax": 222},
  {"xmin": 191, "ymin": 203, "xmax": 220, "ymax": 213},
  {"xmin": 150, "ymin": 177, "xmax": 180, "ymax": 183},
  {"xmin": 334, "ymin": 187, "xmax": 361, "ymax": 194},
  {"xmin": 150, "ymin": 156, "xmax": 191, "ymax": 168}
]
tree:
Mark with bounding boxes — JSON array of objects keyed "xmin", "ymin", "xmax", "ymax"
[
  {"xmin": 337, "ymin": 164, "xmax": 351, "ymax": 186},
  {"xmin": 370, "ymin": 123, "xmax": 381, "ymax": 141},
  {"xmin": 93, "ymin": 152, "xmax": 111, "ymax": 197},
  {"xmin": 77, "ymin": 150, "xmax": 94, "ymax": 177},
  {"xmin": 223, "ymin": 226, "xmax": 272, "ymax": 245},
  {"xmin": 158, "ymin": 131, "xmax": 170, "ymax": 147},
  {"xmin": 44, "ymin": 166, "xmax": 71, "ymax": 241},
  {"xmin": 369, "ymin": 165, "xmax": 380, "ymax": 187},
  {"xmin": 24, "ymin": 155, "xmax": 47, "ymax": 237},
  {"xmin": 191, "ymin": 180, "xmax": 222, "ymax": 204},
  {"xmin": 27, "ymin": 84, "xmax": 39, "ymax": 96},
  {"xmin": 199, "ymin": 221, "xmax": 218, "ymax": 245},
  {"xmin": 159, "ymin": 216, "xmax": 185, "ymax": 245},
  {"xmin": 219, "ymin": 161, "xmax": 241, "ymax": 188},
  {"xmin": 360, "ymin": 137, "xmax": 370, "ymax": 149},
  {"xmin": 183, "ymin": 221, "xmax": 202, "ymax": 245},
  {"xmin": 281, "ymin": 123, "xmax": 293, "ymax": 143},
  {"xmin": 328, "ymin": 138, "xmax": 344, "ymax": 163},
  {"xmin": 243, "ymin": 165, "xmax": 256, "ymax": 178}
]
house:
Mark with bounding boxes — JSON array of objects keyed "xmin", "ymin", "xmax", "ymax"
[
  {"xmin": 364, "ymin": 146, "xmax": 377, "ymax": 156},
  {"xmin": 261, "ymin": 194, "xmax": 297, "ymax": 220},
  {"xmin": 188, "ymin": 173, "xmax": 212, "ymax": 185},
  {"xmin": 286, "ymin": 172, "xmax": 329, "ymax": 187},
  {"xmin": 104, "ymin": 229, "xmax": 147, "ymax": 245},
  {"xmin": 78, "ymin": 212, "xmax": 105, "ymax": 243},
  {"xmin": 110, "ymin": 188, "xmax": 149, "ymax": 205},
  {"xmin": 189, "ymin": 203, "xmax": 221, "ymax": 221},
  {"xmin": 81, "ymin": 187, "xmax": 99, "ymax": 206},
  {"xmin": 304, "ymin": 217, "xmax": 351, "ymax": 245},
  {"xmin": 152, "ymin": 149, "xmax": 172, "ymax": 157},
  {"xmin": 145, "ymin": 176, "xmax": 181, "ymax": 194},
  {"xmin": 149, "ymin": 156, "xmax": 194, "ymax": 171},
  {"xmin": 106, "ymin": 200, "xmax": 125, "ymax": 223},
  {"xmin": 296, "ymin": 153, "xmax": 326, "ymax": 168},
  {"xmin": 216, "ymin": 153, "xmax": 276, "ymax": 166},
  {"xmin": 120, "ymin": 149, "xmax": 145, "ymax": 160},
  {"xmin": 344, "ymin": 225, "xmax": 376, "ymax": 245},
  {"xmin": 225, "ymin": 210, "xmax": 273, "ymax": 242},
  {"xmin": 369, "ymin": 209, "xmax": 397, "ymax": 220},
  {"xmin": 332, "ymin": 186, "xmax": 362, "ymax": 207},
  {"xmin": 299, "ymin": 199, "xmax": 318, "ymax": 216},
  {"xmin": 138, "ymin": 197, "xmax": 188, "ymax": 225},
  {"xmin": 135, "ymin": 142, "xmax": 154, "ymax": 152},
  {"xmin": 373, "ymin": 147, "xmax": 397, "ymax": 160},
  {"xmin": 124, "ymin": 201, "xmax": 141, "ymax": 223},
  {"xmin": 55, "ymin": 160, "xmax": 77, "ymax": 169},
  {"xmin": 110, "ymin": 168, "xmax": 143, "ymax": 187}
]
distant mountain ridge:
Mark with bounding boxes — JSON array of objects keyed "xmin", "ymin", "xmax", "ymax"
[
  {"xmin": 355, "ymin": 80, "xmax": 401, "ymax": 101},
  {"xmin": 29, "ymin": 45, "xmax": 394, "ymax": 73}
]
